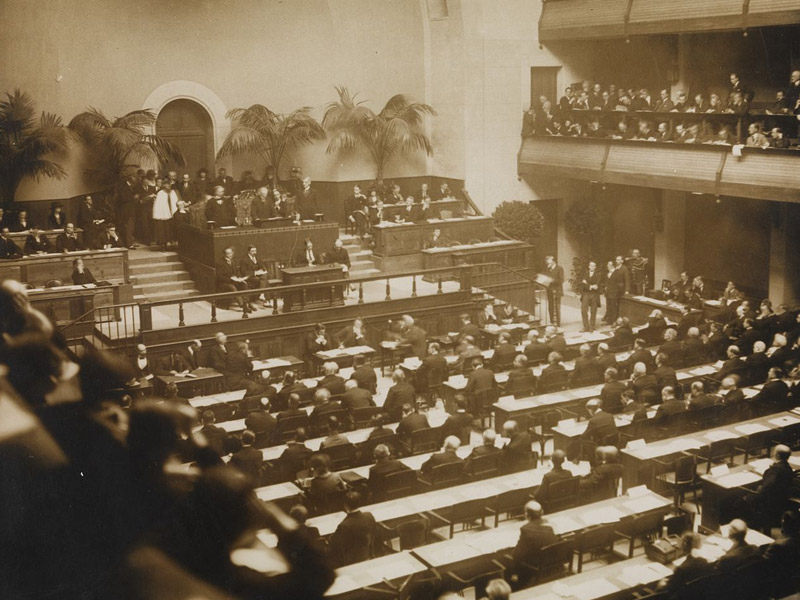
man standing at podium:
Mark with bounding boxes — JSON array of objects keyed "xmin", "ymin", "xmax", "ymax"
[
  {"xmin": 543, "ymin": 255, "xmax": 564, "ymax": 328},
  {"xmin": 296, "ymin": 239, "xmax": 318, "ymax": 267},
  {"xmin": 205, "ymin": 186, "xmax": 237, "ymax": 227},
  {"xmin": 297, "ymin": 177, "xmax": 319, "ymax": 220}
]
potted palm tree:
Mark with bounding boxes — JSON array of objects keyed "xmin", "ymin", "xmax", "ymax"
[
  {"xmin": 323, "ymin": 86, "xmax": 436, "ymax": 183},
  {"xmin": 69, "ymin": 108, "xmax": 184, "ymax": 187},
  {"xmin": 0, "ymin": 89, "xmax": 69, "ymax": 206},
  {"xmin": 216, "ymin": 104, "xmax": 326, "ymax": 188}
]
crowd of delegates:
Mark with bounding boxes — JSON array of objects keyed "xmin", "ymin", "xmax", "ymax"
[
  {"xmin": 343, "ymin": 180, "xmax": 459, "ymax": 237},
  {"xmin": 522, "ymin": 70, "xmax": 800, "ymax": 148}
]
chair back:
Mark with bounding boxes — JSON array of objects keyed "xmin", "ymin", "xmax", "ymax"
[
  {"xmin": 489, "ymin": 487, "xmax": 532, "ymax": 524},
  {"xmin": 466, "ymin": 451, "xmax": 500, "ymax": 479},
  {"xmin": 323, "ymin": 443, "xmax": 357, "ymax": 471},
  {"xmin": 428, "ymin": 460, "xmax": 464, "ymax": 487},
  {"xmin": 359, "ymin": 432, "xmax": 399, "ymax": 462},
  {"xmin": 382, "ymin": 468, "xmax": 419, "ymax": 500},
  {"xmin": 618, "ymin": 509, "xmax": 665, "ymax": 539},
  {"xmin": 507, "ymin": 374, "xmax": 537, "ymax": 398},
  {"xmin": 577, "ymin": 522, "xmax": 617, "ymax": 553},
  {"xmin": 533, "ymin": 537, "xmax": 574, "ymax": 581},
  {"xmin": 276, "ymin": 414, "xmax": 310, "ymax": 441},
  {"xmin": 673, "ymin": 452, "xmax": 697, "ymax": 485},
  {"xmin": 406, "ymin": 427, "xmax": 441, "ymax": 455},
  {"xmin": 397, "ymin": 517, "xmax": 429, "ymax": 549},
  {"xmin": 351, "ymin": 406, "xmax": 383, "ymax": 429},
  {"xmin": 538, "ymin": 370, "xmax": 570, "ymax": 393},
  {"xmin": 542, "ymin": 476, "xmax": 580, "ymax": 512}
]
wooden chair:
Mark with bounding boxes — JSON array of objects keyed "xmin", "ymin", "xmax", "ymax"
[
  {"xmin": 418, "ymin": 460, "xmax": 464, "ymax": 489},
  {"xmin": 574, "ymin": 522, "xmax": 618, "ymax": 572},
  {"xmin": 735, "ymin": 429, "xmax": 779, "ymax": 464},
  {"xmin": 379, "ymin": 468, "xmax": 419, "ymax": 501},
  {"xmin": 276, "ymin": 413, "xmax": 310, "ymax": 442},
  {"xmin": 654, "ymin": 452, "xmax": 698, "ymax": 508},
  {"xmin": 615, "ymin": 510, "xmax": 665, "ymax": 558},
  {"xmin": 695, "ymin": 438, "xmax": 736, "ymax": 473},
  {"xmin": 379, "ymin": 515, "xmax": 430, "ymax": 552},
  {"xmin": 322, "ymin": 442, "xmax": 357, "ymax": 471},
  {"xmin": 428, "ymin": 498, "xmax": 489, "ymax": 539},
  {"xmin": 351, "ymin": 406, "xmax": 383, "ymax": 429},
  {"xmin": 538, "ymin": 370, "xmax": 570, "ymax": 394},
  {"xmin": 540, "ymin": 476, "xmax": 580, "ymax": 513},
  {"xmin": 400, "ymin": 427, "xmax": 441, "ymax": 456},
  {"xmin": 486, "ymin": 487, "xmax": 533, "ymax": 527},
  {"xmin": 505, "ymin": 374, "xmax": 537, "ymax": 398},
  {"xmin": 464, "ymin": 451, "xmax": 500, "ymax": 480}
]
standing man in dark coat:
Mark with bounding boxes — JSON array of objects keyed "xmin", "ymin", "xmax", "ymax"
[
  {"xmin": 606, "ymin": 256, "xmax": 630, "ymax": 324},
  {"xmin": 579, "ymin": 260, "xmax": 602, "ymax": 332},
  {"xmin": 116, "ymin": 176, "xmax": 139, "ymax": 248},
  {"xmin": 543, "ymin": 255, "xmax": 564, "ymax": 327},
  {"xmin": 400, "ymin": 314, "xmax": 428, "ymax": 358}
]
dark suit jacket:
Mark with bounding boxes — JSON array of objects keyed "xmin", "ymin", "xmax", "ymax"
[
  {"xmin": 655, "ymin": 399, "xmax": 686, "ymax": 420},
  {"xmin": 751, "ymin": 380, "xmax": 789, "ymax": 407},
  {"xmin": 415, "ymin": 354, "xmax": 448, "ymax": 390},
  {"xmin": 402, "ymin": 325, "xmax": 428, "ymax": 358},
  {"xmin": 239, "ymin": 255, "xmax": 268, "ymax": 280},
  {"xmin": 304, "ymin": 332, "xmax": 332, "ymax": 358},
  {"xmin": 205, "ymin": 198, "xmax": 236, "ymax": 227},
  {"xmin": 513, "ymin": 521, "xmax": 558, "ymax": 563},
  {"xmin": 580, "ymin": 462, "xmax": 624, "ymax": 500},
  {"xmin": 250, "ymin": 198, "xmax": 276, "ymax": 222},
  {"xmin": 464, "ymin": 444, "xmax": 501, "ymax": 474},
  {"xmin": 397, "ymin": 412, "xmax": 429, "ymax": 438},
  {"xmin": 491, "ymin": 342, "xmax": 518, "ymax": 370},
  {"xmin": 369, "ymin": 458, "xmax": 411, "ymax": 492},
  {"xmin": 583, "ymin": 410, "xmax": 617, "ymax": 442},
  {"xmin": 351, "ymin": 365, "xmax": 377, "ymax": 393},
  {"xmin": 215, "ymin": 259, "xmax": 241, "ymax": 288},
  {"xmin": 600, "ymin": 381, "xmax": 626, "ymax": 413},
  {"xmin": 420, "ymin": 449, "xmax": 463, "ymax": 475},
  {"xmin": 336, "ymin": 326, "xmax": 367, "ymax": 348},
  {"xmin": 441, "ymin": 411, "xmax": 474, "ymax": 440},
  {"xmin": 24, "ymin": 233, "xmax": 53, "ymax": 254},
  {"xmin": 331, "ymin": 511, "xmax": 377, "ymax": 566},
  {"xmin": 716, "ymin": 543, "xmax": 761, "ymax": 572},
  {"xmin": 383, "ymin": 381, "xmax": 416, "ymax": 421},
  {"xmin": 341, "ymin": 387, "xmax": 373, "ymax": 411},
  {"xmin": 545, "ymin": 264, "xmax": 564, "ymax": 294},
  {"xmin": 664, "ymin": 555, "xmax": 712, "ymax": 593},
  {"xmin": 207, "ymin": 345, "xmax": 229, "ymax": 373},
  {"xmin": 687, "ymin": 393, "xmax": 716, "ymax": 411},
  {"xmin": 524, "ymin": 341, "xmax": 550, "ymax": 364},
  {"xmin": 230, "ymin": 447, "xmax": 264, "ymax": 483},
  {"xmin": 464, "ymin": 367, "xmax": 496, "ymax": 394},
  {"xmin": 72, "ymin": 269, "xmax": 96, "ymax": 285},
  {"xmin": 504, "ymin": 432, "xmax": 533, "ymax": 466},
  {"xmin": 534, "ymin": 468, "xmax": 573, "ymax": 502},
  {"xmin": 0, "ymin": 235, "xmax": 22, "ymax": 258},
  {"xmin": 278, "ymin": 442, "xmax": 313, "ymax": 477},
  {"xmin": 245, "ymin": 410, "xmax": 277, "ymax": 439},
  {"xmin": 316, "ymin": 374, "xmax": 346, "ymax": 396},
  {"xmin": 56, "ymin": 233, "xmax": 84, "ymax": 252},
  {"xmin": 327, "ymin": 247, "xmax": 350, "ymax": 268}
]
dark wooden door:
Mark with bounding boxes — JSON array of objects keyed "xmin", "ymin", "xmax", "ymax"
[
  {"xmin": 530, "ymin": 66, "xmax": 561, "ymax": 109},
  {"xmin": 156, "ymin": 99, "xmax": 214, "ymax": 176}
]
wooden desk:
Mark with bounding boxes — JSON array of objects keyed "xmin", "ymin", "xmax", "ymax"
[
  {"xmin": 176, "ymin": 222, "xmax": 339, "ymax": 292},
  {"xmin": 380, "ymin": 199, "xmax": 464, "ymax": 222},
  {"xmin": 621, "ymin": 411, "xmax": 800, "ymax": 490},
  {"xmin": 155, "ymin": 368, "xmax": 224, "ymax": 397},
  {"xmin": 0, "ymin": 248, "xmax": 129, "ymax": 286},
  {"xmin": 422, "ymin": 240, "xmax": 533, "ymax": 271},
  {"xmin": 251, "ymin": 355, "xmax": 304, "ymax": 378},
  {"xmin": 27, "ymin": 282, "xmax": 134, "ymax": 325},
  {"xmin": 492, "ymin": 364, "xmax": 717, "ymax": 431},
  {"xmin": 373, "ymin": 216, "xmax": 494, "ymax": 257},
  {"xmin": 700, "ymin": 444, "xmax": 800, "ymax": 530},
  {"xmin": 411, "ymin": 489, "xmax": 671, "ymax": 570},
  {"xmin": 313, "ymin": 345, "xmax": 376, "ymax": 373},
  {"xmin": 324, "ymin": 551, "xmax": 428, "ymax": 598},
  {"xmin": 620, "ymin": 295, "xmax": 722, "ymax": 326},
  {"xmin": 281, "ymin": 265, "xmax": 345, "ymax": 312}
]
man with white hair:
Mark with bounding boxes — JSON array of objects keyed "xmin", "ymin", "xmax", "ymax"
[
  {"xmin": 464, "ymin": 428, "xmax": 501, "ymax": 474},
  {"xmin": 316, "ymin": 361, "xmax": 346, "ymax": 395},
  {"xmin": 716, "ymin": 345, "xmax": 744, "ymax": 381},
  {"xmin": 745, "ymin": 341, "xmax": 769, "ymax": 384},
  {"xmin": 682, "ymin": 326, "xmax": 707, "ymax": 365},
  {"xmin": 719, "ymin": 376, "xmax": 744, "ymax": 407},
  {"xmin": 767, "ymin": 334, "xmax": 790, "ymax": 368},
  {"xmin": 297, "ymin": 176, "xmax": 319, "ymax": 219},
  {"xmin": 399, "ymin": 314, "xmax": 427, "ymax": 358},
  {"xmin": 382, "ymin": 369, "xmax": 415, "ymax": 421},
  {"xmin": 510, "ymin": 500, "xmax": 558, "ymax": 584},
  {"xmin": 716, "ymin": 519, "xmax": 760, "ymax": 571},
  {"xmin": 420, "ymin": 435, "xmax": 463, "ymax": 475},
  {"xmin": 250, "ymin": 186, "xmax": 275, "ymax": 222},
  {"xmin": 341, "ymin": 379, "xmax": 373, "ymax": 411}
]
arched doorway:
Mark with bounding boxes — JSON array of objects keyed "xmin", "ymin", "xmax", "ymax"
[{"xmin": 156, "ymin": 99, "xmax": 214, "ymax": 176}]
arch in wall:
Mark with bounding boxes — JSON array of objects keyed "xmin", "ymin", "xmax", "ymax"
[
  {"xmin": 142, "ymin": 81, "xmax": 230, "ymax": 162},
  {"xmin": 156, "ymin": 99, "xmax": 215, "ymax": 176}
]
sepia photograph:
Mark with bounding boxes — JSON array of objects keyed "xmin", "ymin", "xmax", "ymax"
[{"xmin": 1, "ymin": 1, "xmax": 799, "ymax": 599}]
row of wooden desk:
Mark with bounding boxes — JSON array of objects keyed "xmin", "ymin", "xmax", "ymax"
[
  {"xmin": 0, "ymin": 247, "xmax": 130, "ymax": 286},
  {"xmin": 620, "ymin": 295, "xmax": 724, "ymax": 326},
  {"xmin": 421, "ymin": 239, "xmax": 534, "ymax": 270},
  {"xmin": 372, "ymin": 216, "xmax": 494, "ymax": 257}
]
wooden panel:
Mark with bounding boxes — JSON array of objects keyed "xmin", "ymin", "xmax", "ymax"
[
  {"xmin": 604, "ymin": 143, "xmax": 721, "ymax": 192},
  {"xmin": 747, "ymin": 0, "xmax": 800, "ymax": 27},
  {"xmin": 719, "ymin": 152, "xmax": 800, "ymax": 203},
  {"xmin": 0, "ymin": 249, "xmax": 129, "ymax": 287},
  {"xmin": 628, "ymin": 0, "xmax": 742, "ymax": 34},
  {"xmin": 539, "ymin": 0, "xmax": 628, "ymax": 41},
  {"xmin": 372, "ymin": 217, "xmax": 494, "ymax": 257},
  {"xmin": 518, "ymin": 137, "xmax": 606, "ymax": 180}
]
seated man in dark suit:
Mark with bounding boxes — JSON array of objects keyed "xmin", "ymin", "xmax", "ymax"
[
  {"xmin": 716, "ymin": 345, "xmax": 745, "ymax": 381},
  {"xmin": 610, "ymin": 318, "xmax": 635, "ymax": 349},
  {"xmin": 55, "ymin": 223, "xmax": 85, "ymax": 252},
  {"xmin": 654, "ymin": 386, "xmax": 687, "ymax": 421},
  {"xmin": 199, "ymin": 410, "xmax": 228, "ymax": 456},
  {"xmin": 179, "ymin": 339, "xmax": 202, "ymax": 372},
  {"xmin": 628, "ymin": 362, "xmax": 660, "ymax": 404},
  {"xmin": 506, "ymin": 354, "xmax": 536, "ymax": 392},
  {"xmin": 539, "ymin": 352, "xmax": 567, "ymax": 389},
  {"xmin": 715, "ymin": 519, "xmax": 761, "ymax": 572},
  {"xmin": 600, "ymin": 367, "xmax": 626, "ymax": 414},
  {"xmin": 369, "ymin": 444, "xmax": 411, "ymax": 497},
  {"xmin": 215, "ymin": 247, "xmax": 248, "ymax": 310},
  {"xmin": 582, "ymin": 398, "xmax": 617, "ymax": 444},
  {"xmin": 305, "ymin": 453, "xmax": 347, "ymax": 513},
  {"xmin": 239, "ymin": 245, "xmax": 269, "ymax": 301},
  {"xmin": 620, "ymin": 389, "xmax": 649, "ymax": 422},
  {"xmin": 491, "ymin": 332, "xmax": 518, "ymax": 371},
  {"xmin": 336, "ymin": 317, "xmax": 367, "ymax": 348},
  {"xmin": 330, "ymin": 491, "xmax": 377, "ymax": 567},
  {"xmin": 304, "ymin": 322, "xmax": 333, "ymax": 366},
  {"xmin": 244, "ymin": 396, "xmax": 278, "ymax": 447},
  {"xmin": 0, "ymin": 227, "xmax": 22, "ymax": 259},
  {"xmin": 570, "ymin": 343, "xmax": 601, "ymax": 385},
  {"xmin": 308, "ymin": 387, "xmax": 343, "ymax": 434},
  {"xmin": 396, "ymin": 403, "xmax": 429, "ymax": 440},
  {"xmin": 511, "ymin": 501, "xmax": 558, "ymax": 586},
  {"xmin": 229, "ymin": 429, "xmax": 264, "ymax": 485},
  {"xmin": 658, "ymin": 328, "xmax": 683, "ymax": 365},
  {"xmin": 382, "ymin": 369, "xmax": 416, "ymax": 422},
  {"xmin": 275, "ymin": 372, "xmax": 307, "ymax": 411},
  {"xmin": 277, "ymin": 392, "xmax": 307, "ymax": 424},
  {"xmin": 543, "ymin": 326, "xmax": 567, "ymax": 356},
  {"xmin": 295, "ymin": 239, "xmax": 320, "ymax": 267},
  {"xmin": 319, "ymin": 416, "xmax": 349, "ymax": 450},
  {"xmin": 579, "ymin": 446, "xmax": 624, "ymax": 501},
  {"xmin": 652, "ymin": 352, "xmax": 678, "ymax": 391},
  {"xmin": 502, "ymin": 420, "xmax": 533, "ymax": 468},
  {"xmin": 350, "ymin": 353, "xmax": 378, "ymax": 393},
  {"xmin": 97, "ymin": 223, "xmax": 123, "ymax": 249},
  {"xmin": 464, "ymin": 428, "xmax": 501, "ymax": 475},
  {"xmin": 277, "ymin": 427, "xmax": 312, "ymax": 478},
  {"xmin": 23, "ymin": 225, "xmax": 53, "ymax": 254},
  {"xmin": 71, "ymin": 258, "xmax": 97, "ymax": 285},
  {"xmin": 753, "ymin": 445, "xmax": 794, "ymax": 529},
  {"xmin": 749, "ymin": 367, "xmax": 789, "ymax": 410},
  {"xmin": 523, "ymin": 329, "xmax": 549, "ymax": 364},
  {"xmin": 658, "ymin": 533, "xmax": 713, "ymax": 596},
  {"xmin": 686, "ymin": 380, "xmax": 717, "ymax": 411},
  {"xmin": 456, "ymin": 313, "xmax": 481, "ymax": 345},
  {"xmin": 224, "ymin": 341, "xmax": 270, "ymax": 397},
  {"xmin": 440, "ymin": 396, "xmax": 474, "ymax": 442},
  {"xmin": 204, "ymin": 186, "xmax": 237, "ymax": 226},
  {"xmin": 464, "ymin": 356, "xmax": 497, "ymax": 395},
  {"xmin": 367, "ymin": 413, "xmax": 395, "ymax": 441},
  {"xmin": 420, "ymin": 435, "xmax": 464, "ymax": 476},
  {"xmin": 341, "ymin": 379, "xmax": 373, "ymax": 412},
  {"xmin": 415, "ymin": 342, "xmax": 448, "ymax": 393},
  {"xmin": 745, "ymin": 341, "xmax": 770, "ymax": 386},
  {"xmin": 595, "ymin": 343, "xmax": 618, "ymax": 374},
  {"xmin": 534, "ymin": 450, "xmax": 573, "ymax": 504},
  {"xmin": 400, "ymin": 314, "xmax": 428, "ymax": 359},
  {"xmin": 624, "ymin": 339, "xmax": 655, "ymax": 374},
  {"xmin": 316, "ymin": 361, "xmax": 346, "ymax": 396}
]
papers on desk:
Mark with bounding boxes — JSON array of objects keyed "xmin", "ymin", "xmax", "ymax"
[
  {"xmin": 687, "ymin": 365, "xmax": 716, "ymax": 377},
  {"xmin": 769, "ymin": 415, "xmax": 800, "ymax": 427},
  {"xmin": 618, "ymin": 562, "xmax": 673, "ymax": 587},
  {"xmin": 446, "ymin": 374, "xmax": 467, "ymax": 389},
  {"xmin": 704, "ymin": 430, "xmax": 737, "ymax": 442},
  {"xmin": 401, "ymin": 357, "xmax": 422, "ymax": 369},
  {"xmin": 547, "ymin": 515, "xmax": 582, "ymax": 535},
  {"xmin": 579, "ymin": 506, "xmax": 626, "ymax": 525},
  {"xmin": 554, "ymin": 577, "xmax": 620, "ymax": 600},
  {"xmin": 749, "ymin": 458, "xmax": 773, "ymax": 475},
  {"xmin": 381, "ymin": 340, "xmax": 400, "ymax": 349},
  {"xmin": 714, "ymin": 471, "xmax": 762, "ymax": 489},
  {"xmin": 734, "ymin": 423, "xmax": 770, "ymax": 435},
  {"xmin": 253, "ymin": 358, "xmax": 292, "ymax": 369},
  {"xmin": 623, "ymin": 494, "xmax": 667, "ymax": 513}
]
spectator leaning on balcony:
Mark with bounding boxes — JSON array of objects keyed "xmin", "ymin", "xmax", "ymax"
[{"xmin": 653, "ymin": 89, "xmax": 674, "ymax": 112}]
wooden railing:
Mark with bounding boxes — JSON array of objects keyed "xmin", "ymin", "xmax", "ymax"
[
  {"xmin": 136, "ymin": 265, "xmax": 474, "ymax": 331},
  {"xmin": 58, "ymin": 301, "xmax": 140, "ymax": 355}
]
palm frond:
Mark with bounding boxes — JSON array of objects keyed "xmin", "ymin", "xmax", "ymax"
[
  {"xmin": 20, "ymin": 158, "xmax": 67, "ymax": 182},
  {"xmin": 114, "ymin": 109, "xmax": 156, "ymax": 131},
  {"xmin": 140, "ymin": 134, "xmax": 185, "ymax": 166},
  {"xmin": 0, "ymin": 89, "xmax": 38, "ymax": 135},
  {"xmin": 325, "ymin": 129, "xmax": 361, "ymax": 154},
  {"xmin": 217, "ymin": 126, "xmax": 272, "ymax": 159}
]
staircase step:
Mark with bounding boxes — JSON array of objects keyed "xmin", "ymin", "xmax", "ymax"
[
  {"xmin": 350, "ymin": 260, "xmax": 375, "ymax": 268},
  {"xmin": 132, "ymin": 270, "xmax": 193, "ymax": 285},
  {"xmin": 351, "ymin": 268, "xmax": 382, "ymax": 277},
  {"xmin": 130, "ymin": 261, "xmax": 186, "ymax": 274},
  {"xmin": 130, "ymin": 254, "xmax": 181, "ymax": 266},
  {"xmin": 135, "ymin": 280, "xmax": 197, "ymax": 294},
  {"xmin": 348, "ymin": 249, "xmax": 373, "ymax": 258}
]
